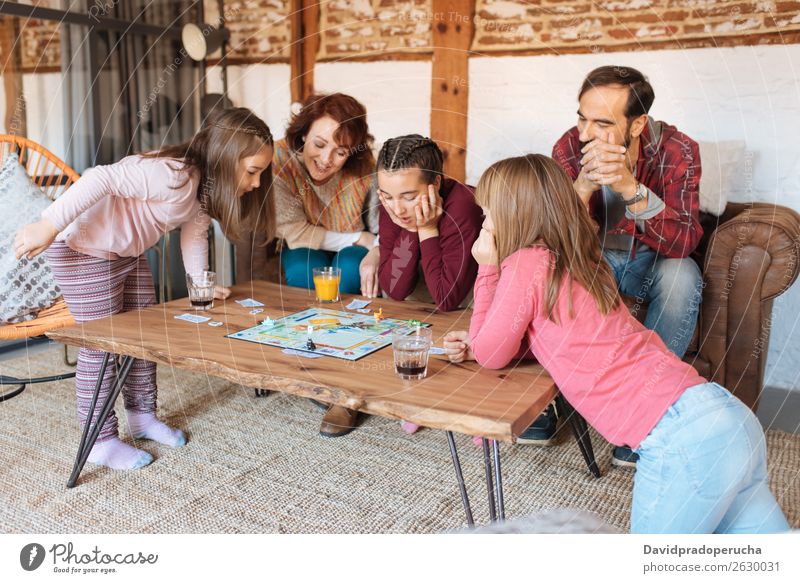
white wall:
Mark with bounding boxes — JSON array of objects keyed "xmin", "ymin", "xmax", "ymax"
[
  {"xmin": 210, "ymin": 60, "xmax": 434, "ymax": 145},
  {"xmin": 315, "ymin": 61, "xmax": 432, "ymax": 147},
  {"xmin": 206, "ymin": 63, "xmax": 293, "ymax": 139}
]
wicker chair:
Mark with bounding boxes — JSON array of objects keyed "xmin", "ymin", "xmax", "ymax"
[{"xmin": 0, "ymin": 135, "xmax": 79, "ymax": 401}]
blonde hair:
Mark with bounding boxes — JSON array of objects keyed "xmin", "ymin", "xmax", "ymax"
[{"xmin": 475, "ymin": 154, "xmax": 620, "ymax": 321}]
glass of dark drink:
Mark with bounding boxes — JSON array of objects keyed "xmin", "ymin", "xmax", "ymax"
[
  {"xmin": 392, "ymin": 326, "xmax": 432, "ymax": 380},
  {"xmin": 186, "ymin": 271, "xmax": 216, "ymax": 311}
]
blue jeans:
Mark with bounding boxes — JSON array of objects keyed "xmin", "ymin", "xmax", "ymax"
[
  {"xmin": 281, "ymin": 246, "xmax": 368, "ymax": 295},
  {"xmin": 631, "ymin": 382, "xmax": 789, "ymax": 533},
  {"xmin": 603, "ymin": 246, "xmax": 702, "ymax": 358}
]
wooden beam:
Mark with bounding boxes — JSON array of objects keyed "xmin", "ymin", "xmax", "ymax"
[
  {"xmin": 300, "ymin": 1, "xmax": 319, "ymax": 102},
  {"xmin": 290, "ymin": 1, "xmax": 319, "ymax": 104},
  {"xmin": 430, "ymin": 0, "xmax": 473, "ymax": 183},
  {"xmin": 0, "ymin": 17, "xmax": 26, "ymax": 136},
  {"xmin": 289, "ymin": 0, "xmax": 303, "ymax": 104}
]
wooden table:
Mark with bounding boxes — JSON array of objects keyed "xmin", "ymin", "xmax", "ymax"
[{"xmin": 49, "ymin": 281, "xmax": 598, "ymax": 523}]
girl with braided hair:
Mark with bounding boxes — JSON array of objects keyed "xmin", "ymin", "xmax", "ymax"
[
  {"xmin": 376, "ymin": 134, "xmax": 482, "ymax": 312},
  {"xmin": 14, "ymin": 107, "xmax": 275, "ymax": 470},
  {"xmin": 377, "ymin": 135, "xmax": 483, "ymax": 434}
]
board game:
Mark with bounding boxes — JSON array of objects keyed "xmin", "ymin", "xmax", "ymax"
[{"xmin": 227, "ymin": 307, "xmax": 428, "ymax": 361}]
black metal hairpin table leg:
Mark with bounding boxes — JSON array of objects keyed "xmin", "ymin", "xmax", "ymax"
[
  {"xmin": 482, "ymin": 438, "xmax": 497, "ymax": 522},
  {"xmin": 446, "ymin": 431, "xmax": 474, "ymax": 526},
  {"xmin": 446, "ymin": 432, "xmax": 507, "ymax": 526},
  {"xmin": 492, "ymin": 439, "xmax": 505, "ymax": 520},
  {"xmin": 556, "ymin": 394, "xmax": 601, "ymax": 479},
  {"xmin": 67, "ymin": 354, "xmax": 135, "ymax": 488},
  {"xmin": 0, "ymin": 382, "xmax": 26, "ymax": 402}
]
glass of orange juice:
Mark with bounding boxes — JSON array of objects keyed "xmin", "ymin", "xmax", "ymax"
[{"xmin": 312, "ymin": 266, "xmax": 341, "ymax": 303}]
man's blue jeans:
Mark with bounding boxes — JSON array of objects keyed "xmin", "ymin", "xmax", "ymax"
[
  {"xmin": 631, "ymin": 382, "xmax": 789, "ymax": 533},
  {"xmin": 603, "ymin": 246, "xmax": 703, "ymax": 358}
]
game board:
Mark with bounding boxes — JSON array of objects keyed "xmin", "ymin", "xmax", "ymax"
[{"xmin": 227, "ymin": 307, "xmax": 429, "ymax": 361}]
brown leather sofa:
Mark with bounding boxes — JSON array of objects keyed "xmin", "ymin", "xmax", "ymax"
[
  {"xmin": 623, "ymin": 202, "xmax": 800, "ymax": 412},
  {"xmin": 237, "ymin": 202, "xmax": 800, "ymax": 413}
]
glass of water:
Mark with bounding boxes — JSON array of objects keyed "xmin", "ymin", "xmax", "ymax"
[
  {"xmin": 392, "ymin": 326, "xmax": 433, "ymax": 380},
  {"xmin": 186, "ymin": 271, "xmax": 216, "ymax": 310}
]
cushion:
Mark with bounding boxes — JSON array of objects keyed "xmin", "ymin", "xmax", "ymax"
[
  {"xmin": 697, "ymin": 140, "xmax": 746, "ymax": 216},
  {"xmin": 0, "ymin": 153, "xmax": 61, "ymax": 325}
]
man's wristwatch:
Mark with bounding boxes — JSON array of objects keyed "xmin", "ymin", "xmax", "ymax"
[{"xmin": 623, "ymin": 181, "xmax": 648, "ymax": 206}]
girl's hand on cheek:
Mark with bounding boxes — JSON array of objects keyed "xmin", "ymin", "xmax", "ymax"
[{"xmin": 471, "ymin": 228, "xmax": 498, "ymax": 266}]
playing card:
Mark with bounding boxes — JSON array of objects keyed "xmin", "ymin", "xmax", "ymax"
[
  {"xmin": 236, "ymin": 298, "xmax": 264, "ymax": 308},
  {"xmin": 346, "ymin": 299, "xmax": 372, "ymax": 310},
  {"xmin": 175, "ymin": 313, "xmax": 211, "ymax": 324}
]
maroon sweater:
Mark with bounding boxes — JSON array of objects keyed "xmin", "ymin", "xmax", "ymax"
[{"xmin": 378, "ymin": 179, "xmax": 482, "ymax": 312}]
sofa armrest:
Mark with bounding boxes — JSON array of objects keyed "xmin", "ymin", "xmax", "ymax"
[{"xmin": 697, "ymin": 202, "xmax": 800, "ymax": 409}]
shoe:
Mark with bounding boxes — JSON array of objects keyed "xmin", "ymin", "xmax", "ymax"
[
  {"xmin": 611, "ymin": 445, "xmax": 639, "ymax": 468},
  {"xmin": 517, "ymin": 404, "xmax": 558, "ymax": 445},
  {"xmin": 319, "ymin": 405, "xmax": 358, "ymax": 437}
]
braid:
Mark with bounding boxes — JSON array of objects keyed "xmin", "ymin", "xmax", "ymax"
[
  {"xmin": 212, "ymin": 120, "xmax": 273, "ymax": 143},
  {"xmin": 378, "ymin": 134, "xmax": 444, "ymax": 183}
]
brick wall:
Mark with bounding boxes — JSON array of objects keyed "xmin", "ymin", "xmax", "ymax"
[
  {"xmin": 205, "ymin": 0, "xmax": 291, "ymax": 62},
  {"xmin": 318, "ymin": 0, "xmax": 433, "ymax": 60},
  {"xmin": 0, "ymin": 0, "xmax": 61, "ymax": 73},
  {"xmin": 472, "ymin": 0, "xmax": 800, "ymax": 54},
  {"xmin": 5, "ymin": 2, "xmax": 800, "ymax": 69},
  {"xmin": 19, "ymin": 17, "xmax": 60, "ymax": 70}
]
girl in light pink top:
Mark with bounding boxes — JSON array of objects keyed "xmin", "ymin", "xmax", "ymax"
[
  {"xmin": 14, "ymin": 108, "xmax": 276, "ymax": 471},
  {"xmin": 444, "ymin": 154, "xmax": 788, "ymax": 533}
]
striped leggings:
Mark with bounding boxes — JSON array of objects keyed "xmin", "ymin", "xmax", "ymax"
[{"xmin": 46, "ymin": 240, "xmax": 158, "ymax": 442}]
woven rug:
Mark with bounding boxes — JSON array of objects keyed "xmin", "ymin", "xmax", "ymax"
[{"xmin": 1, "ymin": 349, "xmax": 797, "ymax": 533}]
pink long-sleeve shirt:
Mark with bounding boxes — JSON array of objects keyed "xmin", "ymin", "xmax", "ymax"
[
  {"xmin": 469, "ymin": 246, "xmax": 706, "ymax": 449},
  {"xmin": 42, "ymin": 155, "xmax": 210, "ymax": 275}
]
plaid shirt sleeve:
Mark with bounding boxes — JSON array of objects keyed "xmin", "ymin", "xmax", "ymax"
[{"xmin": 634, "ymin": 134, "xmax": 702, "ymax": 258}]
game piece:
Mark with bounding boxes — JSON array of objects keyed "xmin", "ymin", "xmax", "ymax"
[
  {"xmin": 261, "ymin": 317, "xmax": 275, "ymax": 327},
  {"xmin": 374, "ymin": 308, "xmax": 383, "ymax": 323},
  {"xmin": 306, "ymin": 325, "xmax": 317, "ymax": 350}
]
